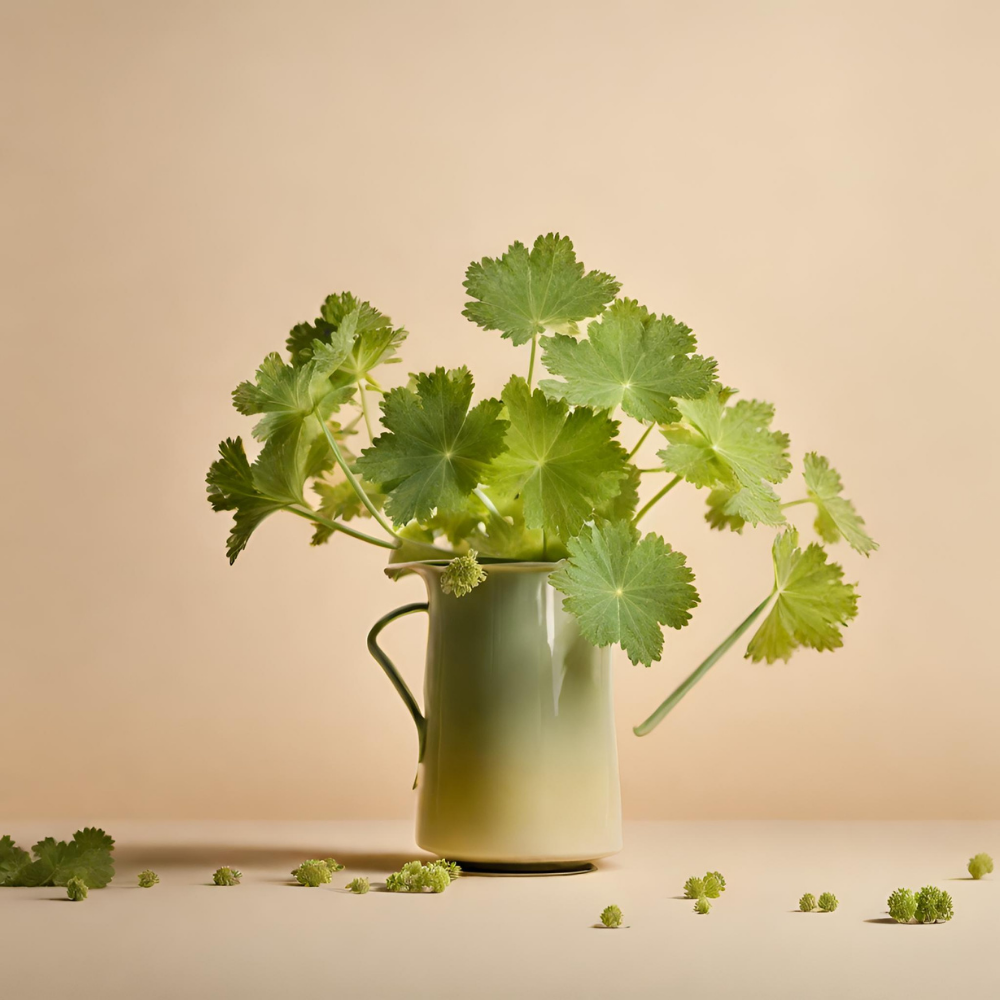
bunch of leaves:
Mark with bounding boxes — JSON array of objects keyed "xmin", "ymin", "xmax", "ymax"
[
  {"xmin": 385, "ymin": 859, "xmax": 460, "ymax": 893},
  {"xmin": 207, "ymin": 233, "xmax": 877, "ymax": 727},
  {"xmin": 347, "ymin": 876, "xmax": 371, "ymax": 894},
  {"xmin": 799, "ymin": 893, "xmax": 817, "ymax": 912},
  {"xmin": 817, "ymin": 892, "xmax": 839, "ymax": 913},
  {"xmin": 599, "ymin": 904, "xmax": 624, "ymax": 928},
  {"xmin": 137, "ymin": 869, "xmax": 159, "ymax": 888},
  {"xmin": 0, "ymin": 828, "xmax": 115, "ymax": 888}
]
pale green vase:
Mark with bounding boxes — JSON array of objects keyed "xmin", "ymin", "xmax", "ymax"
[{"xmin": 368, "ymin": 561, "xmax": 623, "ymax": 871}]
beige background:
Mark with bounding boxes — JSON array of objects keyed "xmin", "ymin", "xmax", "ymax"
[{"xmin": 2, "ymin": 0, "xmax": 997, "ymax": 821}]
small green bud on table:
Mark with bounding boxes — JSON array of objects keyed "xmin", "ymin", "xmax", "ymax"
[
  {"xmin": 66, "ymin": 877, "xmax": 88, "ymax": 901},
  {"xmin": 817, "ymin": 892, "xmax": 838, "ymax": 912},
  {"xmin": 212, "ymin": 866, "xmax": 242, "ymax": 886}
]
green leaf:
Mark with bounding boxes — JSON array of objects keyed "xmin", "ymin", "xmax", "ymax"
[
  {"xmin": 16, "ymin": 828, "xmax": 115, "ymax": 888},
  {"xmin": 233, "ymin": 334, "xmax": 355, "ymax": 442},
  {"xmin": 310, "ymin": 476, "xmax": 385, "ymax": 545},
  {"xmin": 704, "ymin": 488, "xmax": 746, "ymax": 532},
  {"xmin": 356, "ymin": 367, "xmax": 508, "ymax": 526},
  {"xmin": 485, "ymin": 376, "xmax": 628, "ymax": 537},
  {"xmin": 658, "ymin": 387, "xmax": 791, "ymax": 526},
  {"xmin": 539, "ymin": 299, "xmax": 717, "ymax": 423},
  {"xmin": 287, "ymin": 292, "xmax": 393, "ymax": 365},
  {"xmin": 746, "ymin": 529, "xmax": 859, "ymax": 664},
  {"xmin": 207, "ymin": 437, "xmax": 298, "ymax": 563},
  {"xmin": 550, "ymin": 520, "xmax": 699, "ymax": 667},
  {"xmin": 0, "ymin": 835, "xmax": 30, "ymax": 886},
  {"xmin": 594, "ymin": 460, "xmax": 641, "ymax": 522},
  {"xmin": 802, "ymin": 453, "xmax": 878, "ymax": 556},
  {"xmin": 463, "ymin": 233, "xmax": 620, "ymax": 345}
]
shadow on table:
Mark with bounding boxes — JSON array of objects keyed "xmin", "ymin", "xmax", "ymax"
[{"xmin": 114, "ymin": 844, "xmax": 422, "ymax": 871}]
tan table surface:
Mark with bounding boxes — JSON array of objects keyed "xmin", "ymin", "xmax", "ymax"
[{"xmin": 2, "ymin": 820, "xmax": 998, "ymax": 1000}]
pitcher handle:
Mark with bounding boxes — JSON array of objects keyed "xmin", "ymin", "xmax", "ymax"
[{"xmin": 367, "ymin": 602, "xmax": 429, "ymax": 762}]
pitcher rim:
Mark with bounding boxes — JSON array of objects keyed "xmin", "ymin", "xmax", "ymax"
[{"xmin": 385, "ymin": 559, "xmax": 562, "ymax": 579}]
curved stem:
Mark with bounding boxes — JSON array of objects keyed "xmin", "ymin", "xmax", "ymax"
[
  {"xmin": 358, "ymin": 382, "xmax": 375, "ymax": 440},
  {"xmin": 636, "ymin": 467, "xmax": 667, "ymax": 474},
  {"xmin": 318, "ymin": 416, "xmax": 398, "ymax": 539},
  {"xmin": 287, "ymin": 505, "xmax": 398, "ymax": 549},
  {"xmin": 626, "ymin": 423, "xmax": 654, "ymax": 461},
  {"xmin": 633, "ymin": 593, "xmax": 774, "ymax": 736},
  {"xmin": 633, "ymin": 475, "xmax": 682, "ymax": 524},
  {"xmin": 527, "ymin": 333, "xmax": 539, "ymax": 389},
  {"xmin": 473, "ymin": 486, "xmax": 502, "ymax": 519},
  {"xmin": 781, "ymin": 498, "xmax": 812, "ymax": 509}
]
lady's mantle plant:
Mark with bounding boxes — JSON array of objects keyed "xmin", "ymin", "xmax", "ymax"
[{"xmin": 207, "ymin": 234, "xmax": 876, "ymax": 730}]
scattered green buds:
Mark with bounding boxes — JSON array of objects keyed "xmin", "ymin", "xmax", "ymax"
[
  {"xmin": 291, "ymin": 860, "xmax": 333, "ymax": 887},
  {"xmin": 683, "ymin": 875, "xmax": 705, "ymax": 899},
  {"xmin": 887, "ymin": 888, "xmax": 917, "ymax": 923},
  {"xmin": 799, "ymin": 893, "xmax": 816, "ymax": 912},
  {"xmin": 137, "ymin": 870, "xmax": 159, "ymax": 888},
  {"xmin": 703, "ymin": 871, "xmax": 726, "ymax": 898},
  {"xmin": 817, "ymin": 892, "xmax": 839, "ymax": 912},
  {"xmin": 694, "ymin": 896, "xmax": 711, "ymax": 914},
  {"xmin": 66, "ymin": 876, "xmax": 88, "ymax": 901},
  {"xmin": 968, "ymin": 853, "xmax": 994, "ymax": 880},
  {"xmin": 441, "ymin": 551, "xmax": 487, "ymax": 597},
  {"xmin": 684, "ymin": 871, "xmax": 726, "ymax": 899},
  {"xmin": 212, "ymin": 866, "xmax": 242, "ymax": 886},
  {"xmin": 600, "ymin": 904, "xmax": 623, "ymax": 928},
  {"xmin": 385, "ymin": 859, "xmax": 460, "ymax": 893},
  {"xmin": 347, "ymin": 877, "xmax": 370, "ymax": 894},
  {"xmin": 914, "ymin": 886, "xmax": 953, "ymax": 924}
]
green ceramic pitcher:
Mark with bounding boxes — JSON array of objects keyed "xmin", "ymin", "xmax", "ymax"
[{"xmin": 368, "ymin": 561, "xmax": 622, "ymax": 871}]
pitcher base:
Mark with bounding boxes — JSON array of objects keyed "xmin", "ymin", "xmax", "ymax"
[{"xmin": 452, "ymin": 860, "xmax": 598, "ymax": 876}]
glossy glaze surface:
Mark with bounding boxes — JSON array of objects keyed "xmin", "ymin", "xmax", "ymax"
[{"xmin": 376, "ymin": 562, "xmax": 622, "ymax": 865}]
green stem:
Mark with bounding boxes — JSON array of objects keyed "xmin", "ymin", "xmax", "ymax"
[
  {"xmin": 473, "ymin": 486, "xmax": 502, "ymax": 519},
  {"xmin": 358, "ymin": 382, "xmax": 375, "ymax": 440},
  {"xmin": 527, "ymin": 333, "xmax": 538, "ymax": 389},
  {"xmin": 626, "ymin": 423, "xmax": 654, "ymax": 461},
  {"xmin": 781, "ymin": 498, "xmax": 812, "ymax": 509},
  {"xmin": 636, "ymin": 467, "xmax": 667, "ymax": 474},
  {"xmin": 633, "ymin": 475, "xmax": 682, "ymax": 524},
  {"xmin": 633, "ymin": 593, "xmax": 774, "ymax": 736},
  {"xmin": 318, "ymin": 415, "xmax": 398, "ymax": 538},
  {"xmin": 287, "ymin": 506, "xmax": 398, "ymax": 549}
]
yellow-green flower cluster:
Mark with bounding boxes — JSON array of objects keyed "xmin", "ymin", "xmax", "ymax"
[
  {"xmin": 137, "ymin": 870, "xmax": 159, "ymax": 888},
  {"xmin": 968, "ymin": 853, "xmax": 993, "ymax": 880},
  {"xmin": 440, "ymin": 552, "xmax": 487, "ymax": 597},
  {"xmin": 385, "ymin": 859, "xmax": 461, "ymax": 893},
  {"xmin": 66, "ymin": 876, "xmax": 88, "ymax": 901},
  {"xmin": 212, "ymin": 866, "xmax": 242, "ymax": 886},
  {"xmin": 600, "ymin": 904, "xmax": 623, "ymax": 928}
]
